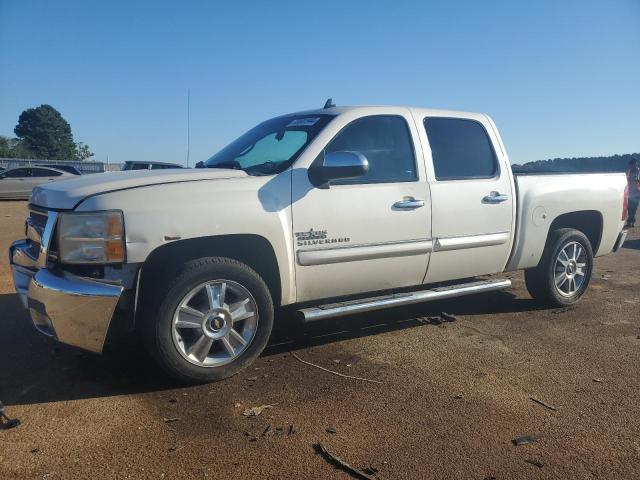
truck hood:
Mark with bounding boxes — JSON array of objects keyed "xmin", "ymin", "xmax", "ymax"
[{"xmin": 30, "ymin": 168, "xmax": 248, "ymax": 210}]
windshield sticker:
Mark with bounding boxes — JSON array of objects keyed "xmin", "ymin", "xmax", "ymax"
[{"xmin": 287, "ymin": 117, "xmax": 320, "ymax": 127}]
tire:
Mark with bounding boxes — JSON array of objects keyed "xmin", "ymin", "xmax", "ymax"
[
  {"xmin": 141, "ymin": 257, "xmax": 274, "ymax": 383},
  {"xmin": 524, "ymin": 228, "xmax": 593, "ymax": 307}
]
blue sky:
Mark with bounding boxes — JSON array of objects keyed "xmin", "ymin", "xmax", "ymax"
[{"xmin": 1, "ymin": 0, "xmax": 638, "ymax": 165}]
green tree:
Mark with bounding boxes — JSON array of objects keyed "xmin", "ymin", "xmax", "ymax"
[
  {"xmin": 14, "ymin": 105, "xmax": 76, "ymax": 160},
  {"xmin": 73, "ymin": 142, "xmax": 94, "ymax": 161},
  {"xmin": 0, "ymin": 135, "xmax": 37, "ymax": 159}
]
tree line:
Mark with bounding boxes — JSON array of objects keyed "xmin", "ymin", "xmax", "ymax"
[
  {"xmin": 512, "ymin": 153, "xmax": 639, "ymax": 173},
  {"xmin": 0, "ymin": 104, "xmax": 93, "ymax": 161}
]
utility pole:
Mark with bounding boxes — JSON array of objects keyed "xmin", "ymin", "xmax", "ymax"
[{"xmin": 186, "ymin": 88, "xmax": 191, "ymax": 168}]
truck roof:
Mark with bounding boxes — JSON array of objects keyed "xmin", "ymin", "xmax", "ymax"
[{"xmin": 287, "ymin": 105, "xmax": 489, "ymax": 122}]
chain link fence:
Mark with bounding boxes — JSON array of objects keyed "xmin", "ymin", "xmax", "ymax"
[{"xmin": 0, "ymin": 158, "xmax": 122, "ymax": 173}]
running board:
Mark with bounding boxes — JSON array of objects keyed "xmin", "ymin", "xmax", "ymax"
[{"xmin": 297, "ymin": 279, "xmax": 512, "ymax": 323}]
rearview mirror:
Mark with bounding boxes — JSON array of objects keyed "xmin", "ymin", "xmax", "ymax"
[{"xmin": 310, "ymin": 151, "xmax": 369, "ymax": 186}]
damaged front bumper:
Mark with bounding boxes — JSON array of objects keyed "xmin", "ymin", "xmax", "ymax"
[{"xmin": 9, "ymin": 213, "xmax": 125, "ymax": 353}]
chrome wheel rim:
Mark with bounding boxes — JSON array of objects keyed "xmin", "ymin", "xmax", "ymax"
[
  {"xmin": 554, "ymin": 241, "xmax": 588, "ymax": 297},
  {"xmin": 171, "ymin": 280, "xmax": 258, "ymax": 367}
]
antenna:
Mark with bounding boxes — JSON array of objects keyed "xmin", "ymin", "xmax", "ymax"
[
  {"xmin": 186, "ymin": 88, "xmax": 191, "ymax": 168},
  {"xmin": 323, "ymin": 98, "xmax": 335, "ymax": 109}
]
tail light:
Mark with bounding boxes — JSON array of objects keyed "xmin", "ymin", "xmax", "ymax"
[{"xmin": 622, "ymin": 185, "xmax": 629, "ymax": 221}]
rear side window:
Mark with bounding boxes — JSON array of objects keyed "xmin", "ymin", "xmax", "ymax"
[
  {"xmin": 325, "ymin": 115, "xmax": 416, "ymax": 184},
  {"xmin": 424, "ymin": 117, "xmax": 498, "ymax": 180},
  {"xmin": 131, "ymin": 163, "xmax": 149, "ymax": 170}
]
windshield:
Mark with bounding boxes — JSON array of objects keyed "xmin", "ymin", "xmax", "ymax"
[{"xmin": 204, "ymin": 114, "xmax": 334, "ymax": 175}]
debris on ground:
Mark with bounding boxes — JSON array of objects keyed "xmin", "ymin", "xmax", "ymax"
[
  {"xmin": 417, "ymin": 312, "xmax": 457, "ymax": 325},
  {"xmin": 262, "ymin": 425, "xmax": 272, "ymax": 436},
  {"xmin": 512, "ymin": 435, "xmax": 539, "ymax": 446},
  {"xmin": 453, "ymin": 394, "xmax": 464, "ymax": 400},
  {"xmin": 325, "ymin": 426, "xmax": 337, "ymax": 434},
  {"xmin": 592, "ymin": 378, "xmax": 604, "ymax": 383},
  {"xmin": 362, "ymin": 466, "xmax": 379, "ymax": 475},
  {"xmin": 314, "ymin": 443, "xmax": 376, "ymax": 480},
  {"xmin": 30, "ymin": 448, "xmax": 40, "ymax": 454},
  {"xmin": 525, "ymin": 459, "xmax": 545, "ymax": 468},
  {"xmin": 234, "ymin": 402, "xmax": 242, "ymax": 408},
  {"xmin": 529, "ymin": 396, "xmax": 558, "ymax": 411},
  {"xmin": 163, "ymin": 417, "xmax": 180, "ymax": 423},
  {"xmin": 242, "ymin": 404, "xmax": 276, "ymax": 417},
  {"xmin": 288, "ymin": 424, "xmax": 297, "ymax": 435},
  {"xmin": 168, "ymin": 398, "xmax": 177, "ymax": 403},
  {"xmin": 0, "ymin": 401, "xmax": 20, "ymax": 430},
  {"xmin": 246, "ymin": 376, "xmax": 258, "ymax": 382},
  {"xmin": 291, "ymin": 352, "xmax": 383, "ymax": 384},
  {"xmin": 168, "ymin": 445, "xmax": 187, "ymax": 452},
  {"xmin": 333, "ymin": 359, "xmax": 341, "ymax": 364}
]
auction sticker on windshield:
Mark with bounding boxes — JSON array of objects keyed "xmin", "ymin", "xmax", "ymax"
[{"xmin": 287, "ymin": 117, "xmax": 320, "ymax": 127}]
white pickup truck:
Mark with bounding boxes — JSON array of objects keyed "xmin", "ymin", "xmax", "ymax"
[{"xmin": 9, "ymin": 103, "xmax": 630, "ymax": 382}]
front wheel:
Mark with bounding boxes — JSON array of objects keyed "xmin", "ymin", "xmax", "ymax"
[
  {"xmin": 142, "ymin": 257, "xmax": 274, "ymax": 383},
  {"xmin": 524, "ymin": 228, "xmax": 594, "ymax": 307}
]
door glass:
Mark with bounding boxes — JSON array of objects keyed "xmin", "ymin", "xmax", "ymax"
[
  {"xmin": 5, "ymin": 168, "xmax": 30, "ymax": 178},
  {"xmin": 325, "ymin": 115, "xmax": 416, "ymax": 184},
  {"xmin": 424, "ymin": 117, "xmax": 498, "ymax": 180}
]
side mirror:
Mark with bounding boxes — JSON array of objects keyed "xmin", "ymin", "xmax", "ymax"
[{"xmin": 310, "ymin": 151, "xmax": 369, "ymax": 186}]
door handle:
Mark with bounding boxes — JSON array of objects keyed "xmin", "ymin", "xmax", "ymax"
[
  {"xmin": 482, "ymin": 191, "xmax": 509, "ymax": 204},
  {"xmin": 393, "ymin": 198, "xmax": 425, "ymax": 209}
]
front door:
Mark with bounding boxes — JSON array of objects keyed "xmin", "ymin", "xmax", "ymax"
[
  {"xmin": 292, "ymin": 111, "xmax": 432, "ymax": 302},
  {"xmin": 417, "ymin": 114, "xmax": 516, "ymax": 283}
]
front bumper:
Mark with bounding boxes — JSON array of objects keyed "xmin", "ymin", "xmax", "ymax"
[{"xmin": 9, "ymin": 238, "xmax": 124, "ymax": 353}]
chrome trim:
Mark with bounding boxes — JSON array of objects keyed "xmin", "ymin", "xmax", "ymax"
[
  {"xmin": 482, "ymin": 191, "xmax": 509, "ymax": 204},
  {"xmin": 26, "ymin": 218, "xmax": 42, "ymax": 244},
  {"xmin": 393, "ymin": 199, "xmax": 425, "ymax": 210},
  {"xmin": 10, "ymin": 238, "xmax": 124, "ymax": 353},
  {"xmin": 433, "ymin": 232, "xmax": 509, "ymax": 252},
  {"xmin": 36, "ymin": 211, "xmax": 59, "ymax": 268},
  {"xmin": 11, "ymin": 239, "xmax": 38, "ymax": 269},
  {"xmin": 27, "ymin": 269, "xmax": 124, "ymax": 353},
  {"xmin": 297, "ymin": 239, "xmax": 433, "ymax": 266},
  {"xmin": 298, "ymin": 279, "xmax": 512, "ymax": 322}
]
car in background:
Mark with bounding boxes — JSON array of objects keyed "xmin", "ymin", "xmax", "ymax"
[
  {"xmin": 122, "ymin": 161, "xmax": 183, "ymax": 170},
  {"xmin": 36, "ymin": 164, "xmax": 82, "ymax": 175},
  {"xmin": 0, "ymin": 166, "xmax": 74, "ymax": 200}
]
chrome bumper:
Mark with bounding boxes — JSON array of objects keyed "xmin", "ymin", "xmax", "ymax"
[{"xmin": 9, "ymin": 238, "xmax": 124, "ymax": 353}]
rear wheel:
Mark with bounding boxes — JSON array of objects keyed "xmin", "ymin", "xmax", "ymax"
[
  {"xmin": 524, "ymin": 228, "xmax": 593, "ymax": 307},
  {"xmin": 142, "ymin": 257, "xmax": 274, "ymax": 383}
]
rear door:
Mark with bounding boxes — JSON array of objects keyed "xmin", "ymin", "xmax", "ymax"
[{"xmin": 416, "ymin": 114, "xmax": 516, "ymax": 283}]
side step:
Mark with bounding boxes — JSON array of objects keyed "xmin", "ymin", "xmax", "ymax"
[{"xmin": 297, "ymin": 278, "xmax": 511, "ymax": 322}]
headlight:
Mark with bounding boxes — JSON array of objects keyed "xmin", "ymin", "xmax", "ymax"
[{"xmin": 57, "ymin": 211, "xmax": 125, "ymax": 264}]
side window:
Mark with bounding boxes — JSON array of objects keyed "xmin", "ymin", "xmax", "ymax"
[
  {"xmin": 131, "ymin": 163, "xmax": 149, "ymax": 170},
  {"xmin": 6, "ymin": 168, "xmax": 30, "ymax": 178},
  {"xmin": 325, "ymin": 115, "xmax": 417, "ymax": 184},
  {"xmin": 424, "ymin": 117, "xmax": 498, "ymax": 180},
  {"xmin": 32, "ymin": 168, "xmax": 61, "ymax": 177}
]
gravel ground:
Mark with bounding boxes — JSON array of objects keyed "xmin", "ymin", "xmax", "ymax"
[{"xmin": 1, "ymin": 200, "xmax": 639, "ymax": 480}]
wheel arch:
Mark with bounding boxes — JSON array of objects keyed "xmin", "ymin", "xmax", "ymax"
[
  {"xmin": 547, "ymin": 210, "xmax": 603, "ymax": 254},
  {"xmin": 138, "ymin": 234, "xmax": 282, "ymax": 310}
]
